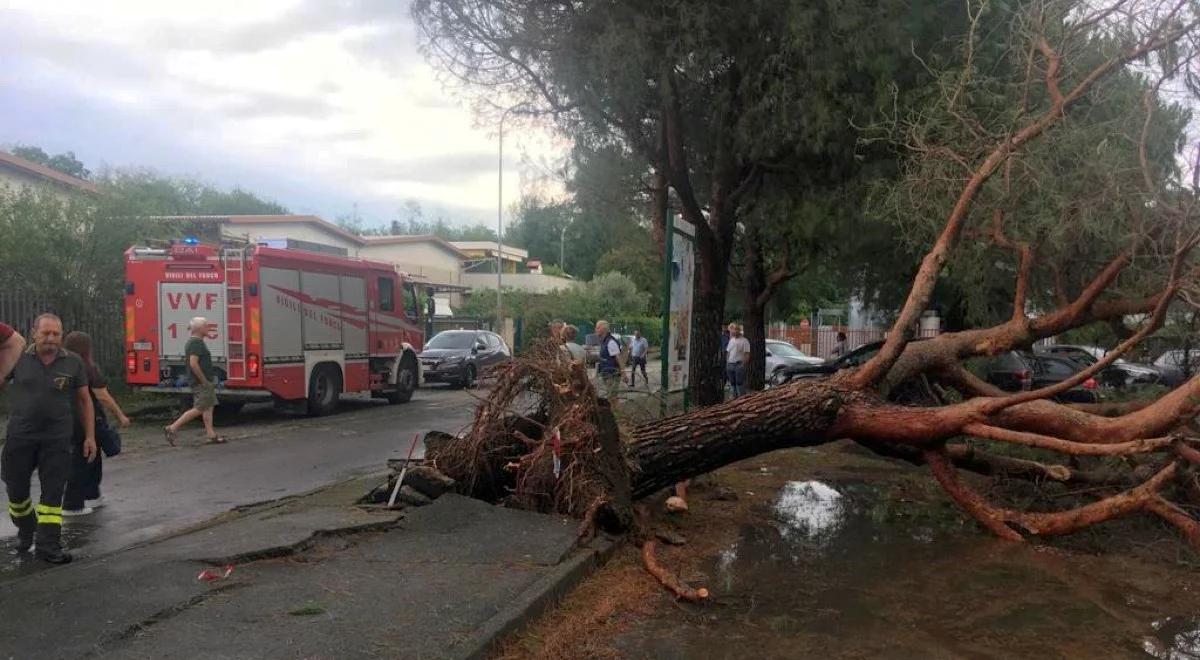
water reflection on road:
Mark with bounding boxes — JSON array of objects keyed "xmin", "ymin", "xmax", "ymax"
[{"xmin": 620, "ymin": 480, "xmax": 1200, "ymax": 659}]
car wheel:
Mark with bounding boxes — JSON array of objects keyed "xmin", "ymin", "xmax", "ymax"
[
  {"xmin": 461, "ymin": 364, "xmax": 477, "ymax": 389},
  {"xmin": 770, "ymin": 368, "xmax": 789, "ymax": 386}
]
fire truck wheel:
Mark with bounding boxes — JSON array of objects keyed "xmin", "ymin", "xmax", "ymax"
[
  {"xmin": 307, "ymin": 364, "xmax": 342, "ymax": 416},
  {"xmin": 385, "ymin": 354, "xmax": 417, "ymax": 404}
]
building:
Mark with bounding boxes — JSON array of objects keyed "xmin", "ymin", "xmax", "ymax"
[
  {"xmin": 359, "ymin": 235, "xmax": 469, "ymax": 293},
  {"xmin": 156, "ymin": 214, "xmax": 579, "ymax": 304},
  {"xmin": 453, "ymin": 241, "xmax": 528, "ymax": 274},
  {"xmin": 0, "ymin": 150, "xmax": 99, "ymax": 197}
]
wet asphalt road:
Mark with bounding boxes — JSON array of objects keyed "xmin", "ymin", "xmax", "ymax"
[{"xmin": 0, "ymin": 385, "xmax": 481, "ymax": 559}]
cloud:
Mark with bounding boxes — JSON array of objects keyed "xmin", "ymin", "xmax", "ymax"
[
  {"xmin": 149, "ymin": 0, "xmax": 410, "ymax": 55},
  {"xmin": 349, "ymin": 152, "xmax": 498, "ymax": 185},
  {"xmin": 219, "ymin": 90, "xmax": 339, "ymax": 120},
  {"xmin": 0, "ymin": 0, "xmax": 567, "ymax": 220}
]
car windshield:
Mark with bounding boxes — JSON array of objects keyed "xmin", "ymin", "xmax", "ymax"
[
  {"xmin": 425, "ymin": 332, "xmax": 477, "ymax": 350},
  {"xmin": 768, "ymin": 342, "xmax": 807, "ymax": 358}
]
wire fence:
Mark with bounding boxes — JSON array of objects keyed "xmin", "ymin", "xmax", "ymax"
[
  {"xmin": 0, "ymin": 290, "xmax": 124, "ymax": 375},
  {"xmin": 767, "ymin": 324, "xmax": 941, "ymax": 360}
]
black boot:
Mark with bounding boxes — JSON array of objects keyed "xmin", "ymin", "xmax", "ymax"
[
  {"xmin": 35, "ymin": 545, "xmax": 72, "ymax": 564},
  {"xmin": 35, "ymin": 521, "xmax": 71, "ymax": 564},
  {"xmin": 16, "ymin": 531, "xmax": 33, "ymax": 553}
]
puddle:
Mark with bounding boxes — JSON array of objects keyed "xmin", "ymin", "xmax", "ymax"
[
  {"xmin": 1, "ymin": 519, "xmax": 99, "ymax": 581},
  {"xmin": 1146, "ymin": 617, "xmax": 1200, "ymax": 659},
  {"xmin": 619, "ymin": 480, "xmax": 1200, "ymax": 659}
]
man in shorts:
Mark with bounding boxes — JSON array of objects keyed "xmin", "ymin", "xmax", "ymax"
[{"xmin": 164, "ymin": 317, "xmax": 225, "ymax": 445}]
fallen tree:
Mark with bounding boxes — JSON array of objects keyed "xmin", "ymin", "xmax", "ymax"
[{"xmin": 421, "ymin": 0, "xmax": 1200, "ymax": 596}]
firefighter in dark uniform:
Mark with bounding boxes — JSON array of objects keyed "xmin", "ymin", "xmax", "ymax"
[{"xmin": 2, "ymin": 313, "xmax": 96, "ymax": 564}]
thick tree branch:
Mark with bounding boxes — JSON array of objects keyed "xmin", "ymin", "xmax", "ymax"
[{"xmin": 853, "ymin": 13, "xmax": 1200, "ymax": 389}]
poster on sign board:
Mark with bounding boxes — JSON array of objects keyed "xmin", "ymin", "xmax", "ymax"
[{"xmin": 667, "ymin": 218, "xmax": 695, "ymax": 392}]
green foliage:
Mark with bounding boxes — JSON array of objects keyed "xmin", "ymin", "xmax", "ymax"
[
  {"xmin": 102, "ymin": 170, "xmax": 288, "ymax": 216},
  {"xmin": 336, "ymin": 198, "xmax": 497, "ymax": 241},
  {"xmin": 594, "ymin": 239, "xmax": 662, "ymax": 311},
  {"xmin": 11, "ymin": 145, "xmax": 91, "ymax": 180},
  {"xmin": 461, "ymin": 272, "xmax": 653, "ymax": 351},
  {"xmin": 505, "ymin": 195, "xmax": 572, "ymax": 269}
]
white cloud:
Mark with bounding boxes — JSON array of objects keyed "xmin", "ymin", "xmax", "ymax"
[{"xmin": 0, "ymin": 0, "xmax": 566, "ymax": 224}]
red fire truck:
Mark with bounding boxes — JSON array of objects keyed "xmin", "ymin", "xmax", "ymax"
[{"xmin": 124, "ymin": 240, "xmax": 423, "ymax": 415}]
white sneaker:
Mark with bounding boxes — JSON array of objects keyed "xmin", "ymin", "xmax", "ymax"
[
  {"xmin": 62, "ymin": 507, "xmax": 94, "ymax": 517},
  {"xmin": 85, "ymin": 496, "xmax": 106, "ymax": 508}
]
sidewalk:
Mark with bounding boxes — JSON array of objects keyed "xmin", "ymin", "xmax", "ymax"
[{"xmin": 1, "ymin": 476, "xmax": 615, "ymax": 660}]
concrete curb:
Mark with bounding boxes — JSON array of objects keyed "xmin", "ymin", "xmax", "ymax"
[{"xmin": 455, "ymin": 535, "xmax": 622, "ymax": 660}]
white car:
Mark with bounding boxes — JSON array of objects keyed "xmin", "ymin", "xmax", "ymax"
[{"xmin": 765, "ymin": 340, "xmax": 823, "ymax": 381}]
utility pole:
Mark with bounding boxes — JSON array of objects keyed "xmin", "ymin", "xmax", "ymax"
[
  {"xmin": 559, "ymin": 224, "xmax": 567, "ymax": 273},
  {"xmin": 497, "ymin": 104, "xmax": 525, "ymax": 330}
]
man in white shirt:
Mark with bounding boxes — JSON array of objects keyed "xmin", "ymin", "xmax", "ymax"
[
  {"xmin": 725, "ymin": 323, "xmax": 751, "ymax": 398},
  {"xmin": 628, "ymin": 330, "xmax": 649, "ymax": 387}
]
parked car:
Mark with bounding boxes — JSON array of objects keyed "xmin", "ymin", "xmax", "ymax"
[
  {"xmin": 982, "ymin": 351, "xmax": 1101, "ymax": 403},
  {"xmin": 1037, "ymin": 344, "xmax": 1161, "ymax": 389},
  {"xmin": 771, "ymin": 339, "xmax": 938, "ymax": 404},
  {"xmin": 1154, "ymin": 349, "xmax": 1200, "ymax": 387},
  {"xmin": 771, "ymin": 340, "xmax": 886, "ymax": 385},
  {"xmin": 419, "ymin": 330, "xmax": 511, "ymax": 388},
  {"xmin": 765, "ymin": 340, "xmax": 824, "ymax": 381}
]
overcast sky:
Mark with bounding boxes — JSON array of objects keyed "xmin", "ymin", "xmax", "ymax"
[{"xmin": 0, "ymin": 0, "xmax": 565, "ymax": 229}]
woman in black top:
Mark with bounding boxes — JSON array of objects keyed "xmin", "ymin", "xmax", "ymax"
[{"xmin": 63, "ymin": 331, "xmax": 131, "ymax": 515}]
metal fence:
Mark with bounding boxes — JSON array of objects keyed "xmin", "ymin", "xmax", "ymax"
[
  {"xmin": 767, "ymin": 324, "xmax": 941, "ymax": 360},
  {"xmin": 0, "ymin": 290, "xmax": 124, "ymax": 375}
]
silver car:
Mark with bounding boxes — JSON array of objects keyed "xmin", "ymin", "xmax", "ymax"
[{"xmin": 765, "ymin": 339, "xmax": 823, "ymax": 381}]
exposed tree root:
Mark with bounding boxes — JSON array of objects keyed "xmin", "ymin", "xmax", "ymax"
[{"xmin": 640, "ymin": 540, "xmax": 709, "ymax": 602}]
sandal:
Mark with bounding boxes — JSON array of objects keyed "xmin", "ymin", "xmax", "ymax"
[
  {"xmin": 205, "ymin": 435, "xmax": 228, "ymax": 445},
  {"xmin": 163, "ymin": 427, "xmax": 177, "ymax": 447}
]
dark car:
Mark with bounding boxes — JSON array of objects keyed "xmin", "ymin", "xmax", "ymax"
[
  {"xmin": 982, "ymin": 351, "xmax": 1100, "ymax": 403},
  {"xmin": 1036, "ymin": 344, "xmax": 1161, "ymax": 389},
  {"xmin": 419, "ymin": 330, "xmax": 511, "ymax": 388}
]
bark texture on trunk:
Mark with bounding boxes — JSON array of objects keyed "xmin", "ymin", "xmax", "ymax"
[
  {"xmin": 627, "ymin": 380, "xmax": 844, "ymax": 497},
  {"xmin": 688, "ymin": 218, "xmax": 730, "ymax": 407}
]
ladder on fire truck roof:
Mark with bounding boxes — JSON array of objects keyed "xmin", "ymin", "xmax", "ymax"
[{"xmin": 222, "ymin": 248, "xmax": 247, "ymax": 382}]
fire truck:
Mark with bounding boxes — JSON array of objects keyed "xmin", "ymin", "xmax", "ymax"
[{"xmin": 124, "ymin": 240, "xmax": 423, "ymax": 415}]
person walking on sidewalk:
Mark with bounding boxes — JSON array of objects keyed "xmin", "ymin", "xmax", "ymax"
[
  {"xmin": 62, "ymin": 331, "xmax": 131, "ymax": 516},
  {"xmin": 164, "ymin": 317, "xmax": 226, "ymax": 445},
  {"xmin": 2, "ymin": 313, "xmax": 95, "ymax": 563},
  {"xmin": 628, "ymin": 330, "xmax": 649, "ymax": 387},
  {"xmin": 725, "ymin": 323, "xmax": 751, "ymax": 399},
  {"xmin": 0, "ymin": 321, "xmax": 25, "ymax": 382}
]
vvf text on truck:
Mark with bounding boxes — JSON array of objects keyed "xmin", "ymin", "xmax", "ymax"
[{"xmin": 123, "ymin": 240, "xmax": 424, "ymax": 415}]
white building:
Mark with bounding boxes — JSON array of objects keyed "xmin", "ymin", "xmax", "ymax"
[
  {"xmin": 0, "ymin": 150, "xmax": 98, "ymax": 198},
  {"xmin": 157, "ymin": 215, "xmax": 578, "ymax": 307}
]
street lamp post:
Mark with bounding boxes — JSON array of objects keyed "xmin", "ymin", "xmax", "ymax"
[{"xmin": 497, "ymin": 103, "xmax": 526, "ymax": 332}]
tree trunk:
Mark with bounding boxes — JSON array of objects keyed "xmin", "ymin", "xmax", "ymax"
[
  {"xmin": 689, "ymin": 223, "xmax": 729, "ymax": 407},
  {"xmin": 626, "ymin": 379, "xmax": 845, "ymax": 497},
  {"xmin": 743, "ymin": 226, "xmax": 768, "ymax": 391}
]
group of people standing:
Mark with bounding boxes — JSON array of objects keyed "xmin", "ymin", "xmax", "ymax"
[
  {"xmin": 0, "ymin": 315, "xmax": 130, "ymax": 564},
  {"xmin": 549, "ymin": 319, "xmax": 652, "ymax": 400}
]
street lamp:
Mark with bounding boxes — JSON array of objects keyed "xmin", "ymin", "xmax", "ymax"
[{"xmin": 497, "ymin": 103, "xmax": 527, "ymax": 330}]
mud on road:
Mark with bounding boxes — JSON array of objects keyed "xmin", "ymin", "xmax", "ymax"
[{"xmin": 498, "ymin": 441, "xmax": 1200, "ymax": 660}]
